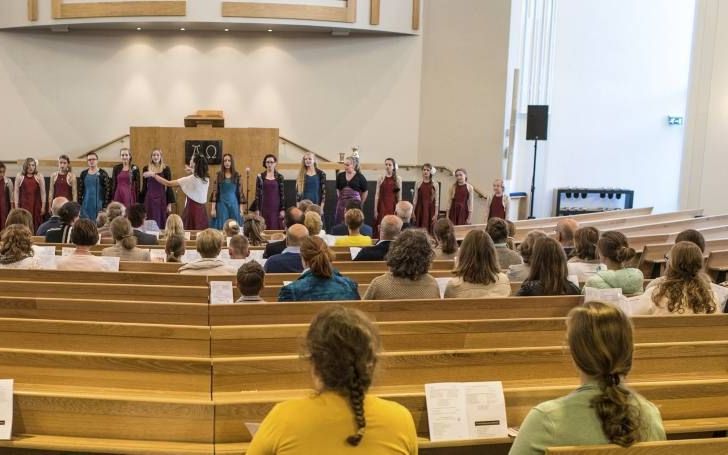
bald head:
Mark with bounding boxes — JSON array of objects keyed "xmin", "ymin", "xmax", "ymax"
[
  {"xmin": 286, "ymin": 224, "xmax": 309, "ymax": 247},
  {"xmin": 51, "ymin": 197, "xmax": 69, "ymax": 216},
  {"xmin": 395, "ymin": 200, "xmax": 413, "ymax": 223},
  {"xmin": 556, "ymin": 218, "xmax": 579, "ymax": 246},
  {"xmin": 380, "ymin": 215, "xmax": 403, "ymax": 241},
  {"xmin": 285, "ymin": 207, "xmax": 304, "ymax": 229}
]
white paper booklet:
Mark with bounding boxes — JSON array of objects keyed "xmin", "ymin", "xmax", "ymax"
[
  {"xmin": 34, "ymin": 246, "xmax": 56, "ymax": 257},
  {"xmin": 149, "ymin": 249, "xmax": 167, "ymax": 263},
  {"xmin": 100, "ymin": 256, "xmax": 121, "ymax": 272},
  {"xmin": 435, "ymin": 277, "xmax": 450, "ymax": 299},
  {"xmin": 0, "ymin": 379, "xmax": 13, "ymax": 440},
  {"xmin": 61, "ymin": 247, "xmax": 75, "ymax": 257},
  {"xmin": 210, "ymin": 281, "xmax": 234, "ymax": 304},
  {"xmin": 583, "ymin": 287, "xmax": 631, "ymax": 315},
  {"xmin": 425, "ymin": 381, "xmax": 508, "ymax": 442},
  {"xmin": 349, "ymin": 247, "xmax": 361, "ymax": 260}
]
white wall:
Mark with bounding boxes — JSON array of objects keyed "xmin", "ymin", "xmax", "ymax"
[
  {"xmin": 0, "ymin": 30, "xmax": 422, "ymax": 166},
  {"xmin": 511, "ymin": 0, "xmax": 695, "ymax": 217}
]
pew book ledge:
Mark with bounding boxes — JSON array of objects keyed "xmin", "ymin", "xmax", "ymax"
[{"xmin": 0, "ymin": 434, "xmax": 214, "ymax": 454}]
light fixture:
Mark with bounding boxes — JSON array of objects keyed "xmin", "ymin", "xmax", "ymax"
[
  {"xmin": 224, "ymin": 28, "xmax": 230, "ymax": 32},
  {"xmin": 136, "ymin": 27, "xmax": 142, "ymax": 31},
  {"xmin": 267, "ymin": 28, "xmax": 272, "ymax": 32},
  {"xmin": 180, "ymin": 27, "xmax": 186, "ymax": 31}
]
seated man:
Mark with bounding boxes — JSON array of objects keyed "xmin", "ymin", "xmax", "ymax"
[
  {"xmin": 37, "ymin": 196, "xmax": 68, "ymax": 236},
  {"xmin": 263, "ymin": 206, "xmax": 305, "ymax": 259},
  {"xmin": 331, "ymin": 200, "xmax": 373, "ymax": 236},
  {"xmin": 178, "ymin": 229, "xmax": 237, "ymax": 275},
  {"xmin": 128, "ymin": 203, "xmax": 158, "ymax": 246},
  {"xmin": 228, "ymin": 234, "xmax": 250, "ymax": 260},
  {"xmin": 46, "ymin": 201, "xmax": 81, "ymax": 244},
  {"xmin": 354, "ymin": 215, "xmax": 402, "ymax": 261},
  {"xmin": 264, "ymin": 224, "xmax": 308, "ymax": 273},
  {"xmin": 335, "ymin": 209, "xmax": 373, "ymax": 247},
  {"xmin": 556, "ymin": 218, "xmax": 579, "ymax": 257},
  {"xmin": 395, "ymin": 200, "xmax": 414, "ymax": 230},
  {"xmin": 236, "ymin": 261, "xmax": 265, "ymax": 303}
]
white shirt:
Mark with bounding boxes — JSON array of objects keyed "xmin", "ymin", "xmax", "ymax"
[{"xmin": 178, "ymin": 174, "xmax": 210, "ymax": 204}]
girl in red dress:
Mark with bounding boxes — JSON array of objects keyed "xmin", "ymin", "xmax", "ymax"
[
  {"xmin": 14, "ymin": 157, "xmax": 46, "ymax": 231},
  {"xmin": 48, "ymin": 155, "xmax": 78, "ymax": 211},
  {"xmin": 0, "ymin": 163, "xmax": 14, "ymax": 231},
  {"xmin": 413, "ymin": 163, "xmax": 438, "ymax": 233},
  {"xmin": 373, "ymin": 158, "xmax": 402, "ymax": 238},
  {"xmin": 447, "ymin": 168, "xmax": 474, "ymax": 226}
]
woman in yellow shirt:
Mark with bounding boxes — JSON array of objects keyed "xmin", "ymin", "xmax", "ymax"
[
  {"xmin": 334, "ymin": 208, "xmax": 374, "ymax": 247},
  {"xmin": 247, "ymin": 306, "xmax": 417, "ymax": 455}
]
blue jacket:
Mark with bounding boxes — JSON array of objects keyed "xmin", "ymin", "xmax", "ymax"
[
  {"xmin": 278, "ymin": 269, "xmax": 360, "ymax": 301},
  {"xmin": 264, "ymin": 251, "xmax": 304, "ymax": 274}
]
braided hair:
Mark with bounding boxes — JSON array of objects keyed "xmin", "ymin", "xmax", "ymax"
[{"xmin": 305, "ymin": 305, "xmax": 380, "ymax": 446}]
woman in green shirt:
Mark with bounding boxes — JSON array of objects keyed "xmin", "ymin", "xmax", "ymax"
[
  {"xmin": 584, "ymin": 231, "xmax": 644, "ymax": 295},
  {"xmin": 509, "ymin": 301, "xmax": 665, "ymax": 454}
]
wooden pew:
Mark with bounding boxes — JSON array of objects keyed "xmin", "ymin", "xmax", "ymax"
[
  {"xmin": 512, "ymin": 207, "xmax": 654, "ymax": 229},
  {"xmin": 546, "ymin": 437, "xmax": 728, "ymax": 454},
  {"xmin": 0, "ymin": 280, "xmax": 209, "ymax": 303},
  {"xmin": 706, "ymin": 250, "xmax": 728, "ymax": 282},
  {"xmin": 617, "ymin": 214, "xmax": 728, "ymax": 237}
]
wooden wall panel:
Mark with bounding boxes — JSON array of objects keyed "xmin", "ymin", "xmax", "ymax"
[
  {"xmin": 52, "ymin": 1, "xmax": 186, "ymax": 19},
  {"xmin": 223, "ymin": 0, "xmax": 356, "ymax": 23},
  {"xmin": 27, "ymin": 0, "xmax": 39, "ymax": 21},
  {"xmin": 369, "ymin": 0, "xmax": 380, "ymax": 25},
  {"xmin": 130, "ymin": 127, "xmax": 278, "ymax": 215},
  {"xmin": 412, "ymin": 0, "xmax": 420, "ymax": 30}
]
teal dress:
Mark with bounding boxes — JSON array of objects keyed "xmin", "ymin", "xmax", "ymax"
[
  {"xmin": 212, "ymin": 177, "xmax": 242, "ymax": 229},
  {"xmin": 303, "ymin": 173, "xmax": 321, "ymax": 204},
  {"xmin": 81, "ymin": 173, "xmax": 102, "ymax": 220}
]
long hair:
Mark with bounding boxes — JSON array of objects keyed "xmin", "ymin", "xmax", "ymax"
[
  {"xmin": 110, "ymin": 217, "xmax": 138, "ymax": 251},
  {"xmin": 385, "ymin": 158, "xmax": 400, "ymax": 193},
  {"xmin": 519, "ymin": 230, "xmax": 547, "ymax": 265},
  {"xmin": 243, "ymin": 214, "xmax": 266, "ymax": 246},
  {"xmin": 433, "ymin": 218, "xmax": 457, "ymax": 255},
  {"xmin": 165, "ymin": 214, "xmax": 185, "ymax": 237},
  {"xmin": 573, "ymin": 227, "xmax": 600, "ymax": 261},
  {"xmin": 0, "ymin": 224, "xmax": 34, "ymax": 264},
  {"xmin": 450, "ymin": 168, "xmax": 468, "ymax": 196},
  {"xmin": 217, "ymin": 153, "xmax": 238, "ymax": 182},
  {"xmin": 453, "ymin": 230, "xmax": 499, "ymax": 285},
  {"xmin": 300, "ymin": 236, "xmax": 335, "ymax": 278},
  {"xmin": 598, "ymin": 231, "xmax": 636, "ymax": 266},
  {"xmin": 296, "ymin": 152, "xmax": 318, "ymax": 195},
  {"xmin": 148, "ymin": 149, "xmax": 166, "ymax": 174},
  {"xmin": 652, "ymin": 241, "xmax": 716, "ymax": 314},
  {"xmin": 567, "ymin": 301, "xmax": 641, "ymax": 447},
  {"xmin": 192, "ymin": 153, "xmax": 209, "ymax": 182},
  {"xmin": 527, "ymin": 237, "xmax": 572, "ymax": 295},
  {"xmin": 306, "ymin": 305, "xmax": 380, "ymax": 446}
]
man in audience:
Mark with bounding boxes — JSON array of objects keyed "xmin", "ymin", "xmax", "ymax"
[
  {"xmin": 556, "ymin": 218, "xmax": 579, "ymax": 257},
  {"xmin": 395, "ymin": 200, "xmax": 414, "ymax": 230},
  {"xmin": 354, "ymin": 215, "xmax": 402, "ymax": 261},
  {"xmin": 331, "ymin": 200, "xmax": 373, "ymax": 236},
  {"xmin": 127, "ymin": 203, "xmax": 158, "ymax": 246},
  {"xmin": 335, "ymin": 209, "xmax": 373, "ymax": 246},
  {"xmin": 263, "ymin": 206, "xmax": 305, "ymax": 259},
  {"xmin": 37, "ymin": 196, "xmax": 68, "ymax": 235},
  {"xmin": 486, "ymin": 217, "xmax": 523, "ymax": 269},
  {"xmin": 236, "ymin": 261, "xmax": 266, "ymax": 302},
  {"xmin": 46, "ymin": 201, "xmax": 80, "ymax": 243},
  {"xmin": 228, "ymin": 234, "xmax": 250, "ymax": 260},
  {"xmin": 178, "ymin": 229, "xmax": 236, "ymax": 275},
  {"xmin": 264, "ymin": 224, "xmax": 308, "ymax": 273}
]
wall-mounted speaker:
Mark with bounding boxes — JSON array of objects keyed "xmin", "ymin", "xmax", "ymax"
[{"xmin": 526, "ymin": 105, "xmax": 549, "ymax": 141}]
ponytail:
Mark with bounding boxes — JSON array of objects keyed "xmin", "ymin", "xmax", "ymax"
[
  {"xmin": 300, "ymin": 236, "xmax": 334, "ymax": 278},
  {"xmin": 592, "ymin": 375, "xmax": 641, "ymax": 447},
  {"xmin": 119, "ymin": 234, "xmax": 137, "ymax": 251}
]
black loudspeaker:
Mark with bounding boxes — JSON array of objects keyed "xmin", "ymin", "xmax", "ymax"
[{"xmin": 526, "ymin": 105, "xmax": 549, "ymax": 141}]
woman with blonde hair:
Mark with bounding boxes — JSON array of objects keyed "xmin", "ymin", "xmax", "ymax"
[
  {"xmin": 0, "ymin": 224, "xmax": 43, "ymax": 269},
  {"xmin": 140, "ymin": 148, "xmax": 175, "ymax": 230},
  {"xmin": 335, "ymin": 155, "xmax": 368, "ymax": 225},
  {"xmin": 15, "ymin": 157, "xmax": 46, "ymax": 231},
  {"xmin": 48, "ymin": 154, "xmax": 78, "ymax": 209},
  {"xmin": 164, "ymin": 214, "xmax": 185, "ymax": 238},
  {"xmin": 101, "ymin": 217, "xmax": 151, "ymax": 262},
  {"xmin": 445, "ymin": 230, "xmax": 510, "ymax": 298},
  {"xmin": 296, "ymin": 152, "xmax": 326, "ymax": 208},
  {"xmin": 111, "ymin": 148, "xmax": 140, "ymax": 210},
  {"xmin": 510, "ymin": 301, "xmax": 665, "ymax": 454},
  {"xmin": 223, "ymin": 218, "xmax": 241, "ymax": 237},
  {"xmin": 447, "ymin": 168, "xmax": 473, "ymax": 225}
]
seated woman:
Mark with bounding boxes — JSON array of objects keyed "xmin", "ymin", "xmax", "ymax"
[
  {"xmin": 178, "ymin": 229, "xmax": 236, "ymax": 275},
  {"xmin": 445, "ymin": 230, "xmax": 510, "ymax": 298},
  {"xmin": 635, "ymin": 241, "xmax": 718, "ymax": 316},
  {"xmin": 243, "ymin": 214, "xmax": 267, "ymax": 247},
  {"xmin": 56, "ymin": 219, "xmax": 114, "ymax": 271},
  {"xmin": 0, "ymin": 224, "xmax": 44, "ymax": 269},
  {"xmin": 98, "ymin": 202, "xmax": 126, "ymax": 240},
  {"xmin": 509, "ymin": 301, "xmax": 666, "ymax": 454},
  {"xmin": 164, "ymin": 214, "xmax": 185, "ymax": 238},
  {"xmin": 584, "ymin": 231, "xmax": 643, "ymax": 295},
  {"xmin": 165, "ymin": 234, "xmax": 186, "ymax": 263},
  {"xmin": 516, "ymin": 237, "xmax": 581, "ymax": 296},
  {"xmin": 567, "ymin": 227, "xmax": 605, "ymax": 281},
  {"xmin": 508, "ymin": 230, "xmax": 547, "ymax": 282},
  {"xmin": 248, "ymin": 305, "xmax": 417, "ymax": 455},
  {"xmin": 363, "ymin": 229, "xmax": 440, "ymax": 300},
  {"xmin": 432, "ymin": 218, "xmax": 458, "ymax": 260},
  {"xmin": 101, "ymin": 217, "xmax": 152, "ymax": 262},
  {"xmin": 278, "ymin": 236, "xmax": 359, "ymax": 301},
  {"xmin": 5, "ymin": 207, "xmax": 34, "ymax": 233},
  {"xmin": 304, "ymin": 210, "xmax": 333, "ymax": 245},
  {"xmin": 334, "ymin": 208, "xmax": 373, "ymax": 247}
]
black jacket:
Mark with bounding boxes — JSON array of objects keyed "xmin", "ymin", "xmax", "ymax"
[
  {"xmin": 354, "ymin": 240, "xmax": 392, "ymax": 261},
  {"xmin": 78, "ymin": 169, "xmax": 112, "ymax": 209},
  {"xmin": 133, "ymin": 228, "xmax": 158, "ymax": 246},
  {"xmin": 263, "ymin": 240, "xmax": 287, "ymax": 259}
]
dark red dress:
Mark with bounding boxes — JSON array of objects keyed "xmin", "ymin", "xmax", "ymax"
[
  {"xmin": 489, "ymin": 195, "xmax": 506, "ymax": 220},
  {"xmin": 414, "ymin": 181, "xmax": 436, "ymax": 232},
  {"xmin": 449, "ymin": 184, "xmax": 470, "ymax": 226},
  {"xmin": 0, "ymin": 180, "xmax": 10, "ymax": 231},
  {"xmin": 54, "ymin": 175, "xmax": 73, "ymax": 200},
  {"xmin": 20, "ymin": 176, "xmax": 43, "ymax": 231},
  {"xmin": 375, "ymin": 176, "xmax": 397, "ymax": 237}
]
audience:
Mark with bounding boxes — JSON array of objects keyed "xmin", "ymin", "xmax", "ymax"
[
  {"xmin": 432, "ymin": 218, "xmax": 458, "ymax": 260},
  {"xmin": 674, "ymin": 228, "xmax": 705, "ymax": 252},
  {"xmin": 37, "ymin": 197, "xmax": 68, "ymax": 236},
  {"xmin": 46, "ymin": 202, "xmax": 81, "ymax": 244},
  {"xmin": 510, "ymin": 301, "xmax": 665, "ymax": 453},
  {"xmin": 235, "ymin": 261, "xmax": 266, "ymax": 303},
  {"xmin": 96, "ymin": 211, "xmax": 108, "ymax": 229},
  {"xmin": 101, "ymin": 217, "xmax": 151, "ymax": 262},
  {"xmin": 508, "ymin": 230, "xmax": 547, "ymax": 282},
  {"xmin": 487, "ymin": 217, "xmax": 523, "ymax": 269},
  {"xmin": 303, "ymin": 211, "xmax": 330, "ymax": 245},
  {"xmin": 335, "ymin": 209, "xmax": 373, "ymax": 247},
  {"xmin": 264, "ymin": 224, "xmax": 308, "ymax": 273},
  {"xmin": 516, "ymin": 237, "xmax": 581, "ymax": 296},
  {"xmin": 354, "ymin": 215, "xmax": 402, "ymax": 261},
  {"xmin": 263, "ymin": 207, "xmax": 304, "ymax": 259},
  {"xmin": 0, "ymin": 224, "xmax": 43, "ymax": 269},
  {"xmin": 223, "ymin": 219, "xmax": 241, "ymax": 237},
  {"xmin": 128, "ymin": 203, "xmax": 158, "ymax": 245},
  {"xmin": 6, "ymin": 208, "xmax": 34, "ymax": 232},
  {"xmin": 445, "ymin": 230, "xmax": 510, "ymax": 298},
  {"xmin": 178, "ymin": 229, "xmax": 236, "ymax": 275},
  {"xmin": 567, "ymin": 227, "xmax": 605, "ymax": 281},
  {"xmin": 395, "ymin": 200, "xmax": 414, "ymax": 230},
  {"xmin": 98, "ymin": 202, "xmax": 126, "ymax": 240},
  {"xmin": 363, "ymin": 230, "xmax": 440, "ymax": 300},
  {"xmin": 164, "ymin": 234, "xmax": 186, "ymax": 263},
  {"xmin": 297, "ymin": 199, "xmax": 313, "ymax": 213},
  {"xmin": 228, "ymin": 234, "xmax": 250, "ymax": 260},
  {"xmin": 505, "ymin": 219, "xmax": 516, "ymax": 251},
  {"xmin": 56, "ymin": 219, "xmax": 114, "ymax": 271},
  {"xmin": 556, "ymin": 218, "xmax": 579, "ymax": 257},
  {"xmin": 306, "ymin": 203, "xmax": 324, "ymax": 217},
  {"xmin": 164, "ymin": 214, "xmax": 185, "ymax": 238},
  {"xmin": 278, "ymin": 236, "xmax": 359, "ymax": 301},
  {"xmin": 247, "ymin": 305, "xmax": 417, "ymax": 454},
  {"xmin": 331, "ymin": 200, "xmax": 373, "ymax": 236},
  {"xmin": 635, "ymin": 241, "xmax": 717, "ymax": 315},
  {"xmin": 584, "ymin": 231, "xmax": 643, "ymax": 295},
  {"xmin": 243, "ymin": 214, "xmax": 266, "ymax": 247}
]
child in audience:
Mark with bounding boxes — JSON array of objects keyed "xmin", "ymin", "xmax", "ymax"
[
  {"xmin": 98, "ymin": 202, "xmax": 126, "ymax": 240},
  {"xmin": 510, "ymin": 301, "xmax": 666, "ymax": 454},
  {"xmin": 56, "ymin": 219, "xmax": 114, "ymax": 271},
  {"xmin": 374, "ymin": 158, "xmax": 402, "ymax": 238},
  {"xmin": 516, "ymin": 237, "xmax": 581, "ymax": 296},
  {"xmin": 567, "ymin": 227, "xmax": 604, "ymax": 281},
  {"xmin": 508, "ymin": 230, "xmax": 547, "ymax": 282},
  {"xmin": 445, "ymin": 230, "xmax": 510, "ymax": 298},
  {"xmin": 47, "ymin": 154, "xmax": 77, "ymax": 209},
  {"xmin": 228, "ymin": 234, "xmax": 250, "ymax": 260},
  {"xmin": 236, "ymin": 261, "xmax": 265, "ymax": 303},
  {"xmin": 165, "ymin": 234, "xmax": 186, "ymax": 263},
  {"xmin": 296, "ymin": 152, "xmax": 326, "ymax": 208},
  {"xmin": 111, "ymin": 148, "xmax": 140, "ymax": 210},
  {"xmin": 584, "ymin": 231, "xmax": 643, "ymax": 295},
  {"xmin": 487, "ymin": 217, "xmax": 523, "ymax": 269},
  {"xmin": 432, "ymin": 218, "xmax": 458, "ymax": 260},
  {"xmin": 0, "ymin": 162, "xmax": 13, "ymax": 232},
  {"xmin": 334, "ymin": 208, "xmax": 373, "ymax": 247},
  {"xmin": 15, "ymin": 157, "xmax": 46, "ymax": 231},
  {"xmin": 247, "ymin": 305, "xmax": 417, "ymax": 454},
  {"xmin": 413, "ymin": 163, "xmax": 438, "ymax": 233},
  {"xmin": 447, "ymin": 168, "xmax": 473, "ymax": 225}
]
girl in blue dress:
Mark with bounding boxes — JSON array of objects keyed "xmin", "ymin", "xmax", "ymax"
[
  {"xmin": 211, "ymin": 153, "xmax": 245, "ymax": 229},
  {"xmin": 296, "ymin": 152, "xmax": 326, "ymax": 208}
]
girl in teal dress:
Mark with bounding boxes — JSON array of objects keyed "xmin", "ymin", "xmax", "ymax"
[{"xmin": 211, "ymin": 153, "xmax": 245, "ymax": 229}]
